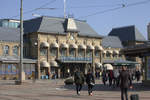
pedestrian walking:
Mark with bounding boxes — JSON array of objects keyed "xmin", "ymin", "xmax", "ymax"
[
  {"xmin": 102, "ymin": 70, "xmax": 107, "ymax": 85},
  {"xmin": 119, "ymin": 66, "xmax": 132, "ymax": 100},
  {"xmin": 32, "ymin": 71, "xmax": 36, "ymax": 83},
  {"xmin": 108, "ymin": 70, "xmax": 113, "ymax": 87},
  {"xmin": 135, "ymin": 70, "xmax": 141, "ymax": 82},
  {"xmin": 74, "ymin": 69, "xmax": 84, "ymax": 95},
  {"xmin": 86, "ymin": 70, "xmax": 95, "ymax": 96},
  {"xmin": 113, "ymin": 69, "xmax": 120, "ymax": 87}
]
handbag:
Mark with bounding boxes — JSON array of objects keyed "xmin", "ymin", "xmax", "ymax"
[{"xmin": 90, "ymin": 81, "xmax": 95, "ymax": 86}]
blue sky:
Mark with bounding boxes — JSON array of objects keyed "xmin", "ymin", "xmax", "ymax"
[{"xmin": 1, "ymin": 0, "xmax": 150, "ymax": 39}]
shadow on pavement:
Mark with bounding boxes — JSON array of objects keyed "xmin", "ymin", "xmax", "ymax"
[{"xmin": 63, "ymin": 83, "xmax": 150, "ymax": 92}]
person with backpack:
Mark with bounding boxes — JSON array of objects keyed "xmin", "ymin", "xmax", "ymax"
[
  {"xmin": 86, "ymin": 70, "xmax": 95, "ymax": 96},
  {"xmin": 74, "ymin": 69, "xmax": 84, "ymax": 95}
]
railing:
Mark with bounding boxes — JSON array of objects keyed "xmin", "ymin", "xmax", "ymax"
[{"xmin": 58, "ymin": 56, "xmax": 92, "ymax": 63}]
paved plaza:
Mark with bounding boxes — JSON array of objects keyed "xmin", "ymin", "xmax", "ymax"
[{"xmin": 0, "ymin": 79, "xmax": 150, "ymax": 100}]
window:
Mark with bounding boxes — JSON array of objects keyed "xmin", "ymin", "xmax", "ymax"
[
  {"xmin": 40, "ymin": 48, "xmax": 47, "ymax": 56},
  {"xmin": 78, "ymin": 49, "xmax": 84, "ymax": 57},
  {"xmin": 106, "ymin": 52, "xmax": 111, "ymax": 58},
  {"xmin": 60, "ymin": 48, "xmax": 67, "ymax": 56},
  {"xmin": 13, "ymin": 46, "xmax": 18, "ymax": 56},
  {"xmin": 86, "ymin": 50, "xmax": 92, "ymax": 57},
  {"xmin": 113, "ymin": 53, "xmax": 117, "ymax": 58},
  {"xmin": 69, "ymin": 49, "xmax": 75, "ymax": 57},
  {"xmin": 3, "ymin": 45, "xmax": 9, "ymax": 55},
  {"xmin": 103, "ymin": 53, "xmax": 105, "ymax": 58},
  {"xmin": 50, "ymin": 48, "xmax": 57, "ymax": 56},
  {"xmin": 95, "ymin": 50, "xmax": 100, "ymax": 57},
  {"xmin": 2, "ymin": 21, "xmax": 8, "ymax": 27}
]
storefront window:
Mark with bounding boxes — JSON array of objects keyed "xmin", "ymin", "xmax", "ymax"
[
  {"xmin": 40, "ymin": 48, "xmax": 47, "ymax": 56},
  {"xmin": 60, "ymin": 48, "xmax": 67, "ymax": 56},
  {"xmin": 69, "ymin": 49, "xmax": 75, "ymax": 57},
  {"xmin": 86, "ymin": 50, "xmax": 92, "ymax": 57},
  {"xmin": 0, "ymin": 64, "xmax": 2, "ymax": 75},
  {"xmin": 12, "ymin": 64, "xmax": 17, "ymax": 74},
  {"xmin": 13, "ymin": 46, "xmax": 18, "ymax": 56},
  {"xmin": 3, "ymin": 45, "xmax": 9, "ymax": 55},
  {"xmin": 95, "ymin": 50, "xmax": 100, "ymax": 57},
  {"xmin": 78, "ymin": 49, "xmax": 84, "ymax": 57},
  {"xmin": 24, "ymin": 64, "xmax": 31, "ymax": 75},
  {"xmin": 50, "ymin": 48, "xmax": 57, "ymax": 56}
]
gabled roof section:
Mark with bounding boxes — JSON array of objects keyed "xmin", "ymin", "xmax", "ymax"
[
  {"xmin": 0, "ymin": 27, "xmax": 20, "ymax": 42},
  {"xmin": 108, "ymin": 25, "xmax": 146, "ymax": 42},
  {"xmin": 102, "ymin": 36, "xmax": 123, "ymax": 48},
  {"xmin": 23, "ymin": 16, "xmax": 102, "ymax": 38}
]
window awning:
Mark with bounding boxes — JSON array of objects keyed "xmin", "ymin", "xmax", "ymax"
[
  {"xmin": 60, "ymin": 43, "xmax": 68, "ymax": 48},
  {"xmin": 40, "ymin": 42, "xmax": 49, "ymax": 48},
  {"xmin": 40, "ymin": 61, "xmax": 50, "ymax": 67},
  {"xmin": 104, "ymin": 64, "xmax": 113, "ymax": 70},
  {"xmin": 113, "ymin": 50, "xmax": 119, "ymax": 54},
  {"xmin": 95, "ymin": 62, "xmax": 102, "ymax": 68},
  {"xmin": 87, "ymin": 45, "xmax": 94, "ymax": 50},
  {"xmin": 95, "ymin": 45, "xmax": 103, "ymax": 51},
  {"xmin": 78, "ymin": 44, "xmax": 86, "ymax": 49},
  {"xmin": 70, "ymin": 43, "xmax": 78, "ymax": 49},
  {"xmin": 107, "ymin": 50, "xmax": 113, "ymax": 54},
  {"xmin": 51, "ymin": 43, "xmax": 59, "ymax": 48},
  {"xmin": 50, "ymin": 61, "xmax": 58, "ymax": 67},
  {"xmin": 102, "ymin": 50, "xmax": 106, "ymax": 54}
]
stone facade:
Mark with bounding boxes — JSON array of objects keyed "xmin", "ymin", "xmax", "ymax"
[{"xmin": 24, "ymin": 31, "xmax": 124, "ymax": 79}]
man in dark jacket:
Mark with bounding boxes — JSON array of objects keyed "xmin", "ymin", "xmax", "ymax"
[
  {"xmin": 119, "ymin": 66, "xmax": 132, "ymax": 100},
  {"xmin": 74, "ymin": 69, "xmax": 84, "ymax": 95},
  {"xmin": 86, "ymin": 70, "xmax": 95, "ymax": 96}
]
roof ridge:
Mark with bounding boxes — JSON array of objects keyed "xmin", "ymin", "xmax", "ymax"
[{"xmin": 112, "ymin": 25, "xmax": 135, "ymax": 30}]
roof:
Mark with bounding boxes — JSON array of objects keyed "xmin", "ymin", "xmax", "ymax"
[
  {"xmin": 108, "ymin": 25, "xmax": 146, "ymax": 42},
  {"xmin": 23, "ymin": 16, "xmax": 102, "ymax": 38},
  {"xmin": 0, "ymin": 27, "xmax": 20, "ymax": 42},
  {"xmin": 102, "ymin": 36, "xmax": 123, "ymax": 48}
]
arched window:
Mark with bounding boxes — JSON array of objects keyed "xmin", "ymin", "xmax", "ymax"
[
  {"xmin": 86, "ymin": 50, "xmax": 92, "ymax": 57},
  {"xmin": 40, "ymin": 48, "xmax": 47, "ymax": 56},
  {"xmin": 13, "ymin": 46, "xmax": 18, "ymax": 56},
  {"xmin": 69, "ymin": 48, "xmax": 75, "ymax": 57},
  {"xmin": 106, "ymin": 51, "xmax": 111, "ymax": 58},
  {"xmin": 95, "ymin": 50, "xmax": 100, "ymax": 57},
  {"xmin": 60, "ymin": 48, "xmax": 67, "ymax": 57},
  {"xmin": 3, "ymin": 45, "xmax": 9, "ymax": 55},
  {"xmin": 50, "ymin": 48, "xmax": 57, "ymax": 56},
  {"xmin": 78, "ymin": 49, "xmax": 84, "ymax": 57}
]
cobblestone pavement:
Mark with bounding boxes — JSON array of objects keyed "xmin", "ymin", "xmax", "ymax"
[{"xmin": 0, "ymin": 79, "xmax": 150, "ymax": 100}]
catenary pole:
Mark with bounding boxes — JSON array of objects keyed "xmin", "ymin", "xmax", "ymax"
[
  {"xmin": 64, "ymin": 0, "xmax": 66, "ymax": 18},
  {"xmin": 19, "ymin": 0, "xmax": 24, "ymax": 84}
]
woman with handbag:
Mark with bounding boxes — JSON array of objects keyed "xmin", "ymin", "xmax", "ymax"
[{"xmin": 86, "ymin": 70, "xmax": 95, "ymax": 96}]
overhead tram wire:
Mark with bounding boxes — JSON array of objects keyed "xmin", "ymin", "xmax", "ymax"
[
  {"xmin": 9, "ymin": 0, "xmax": 57, "ymax": 19},
  {"xmin": 77, "ymin": 6, "xmax": 124, "ymax": 19},
  {"xmin": 69, "ymin": 4, "xmax": 124, "ymax": 9},
  {"xmin": 77, "ymin": 0, "xmax": 150, "ymax": 19}
]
